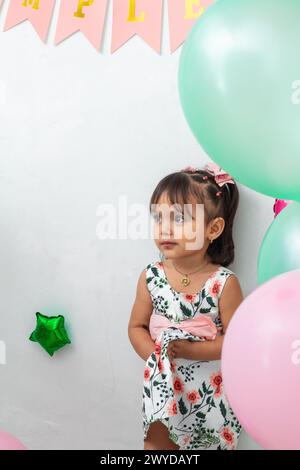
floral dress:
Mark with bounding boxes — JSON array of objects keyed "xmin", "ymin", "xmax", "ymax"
[{"xmin": 142, "ymin": 261, "xmax": 242, "ymax": 450}]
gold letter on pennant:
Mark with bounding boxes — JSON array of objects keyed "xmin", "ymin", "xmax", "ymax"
[
  {"xmin": 184, "ymin": 0, "xmax": 204, "ymax": 20},
  {"xmin": 127, "ymin": 0, "xmax": 145, "ymax": 22},
  {"xmin": 74, "ymin": 0, "xmax": 94, "ymax": 19},
  {"xmin": 22, "ymin": 0, "xmax": 40, "ymax": 9}
]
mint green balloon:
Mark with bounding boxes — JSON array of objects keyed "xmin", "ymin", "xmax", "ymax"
[
  {"xmin": 258, "ymin": 202, "xmax": 300, "ymax": 284},
  {"xmin": 178, "ymin": 0, "xmax": 300, "ymax": 201}
]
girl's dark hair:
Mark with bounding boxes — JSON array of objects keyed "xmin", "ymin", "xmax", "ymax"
[{"xmin": 149, "ymin": 167, "xmax": 239, "ymax": 267}]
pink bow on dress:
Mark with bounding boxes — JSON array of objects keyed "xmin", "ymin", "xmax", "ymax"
[{"xmin": 149, "ymin": 313, "xmax": 218, "ymax": 342}]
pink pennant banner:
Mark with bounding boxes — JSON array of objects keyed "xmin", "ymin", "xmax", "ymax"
[
  {"xmin": 2, "ymin": 0, "xmax": 216, "ymax": 53},
  {"xmin": 111, "ymin": 0, "xmax": 163, "ymax": 54},
  {"xmin": 168, "ymin": 0, "xmax": 215, "ymax": 53},
  {"xmin": 4, "ymin": 0, "xmax": 56, "ymax": 43},
  {"xmin": 55, "ymin": 0, "xmax": 108, "ymax": 51}
]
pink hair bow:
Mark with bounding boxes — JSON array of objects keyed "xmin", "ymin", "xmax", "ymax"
[
  {"xmin": 203, "ymin": 162, "xmax": 235, "ymax": 188},
  {"xmin": 180, "ymin": 162, "xmax": 235, "ymax": 188}
]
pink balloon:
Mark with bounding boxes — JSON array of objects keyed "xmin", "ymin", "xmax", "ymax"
[
  {"xmin": 222, "ymin": 270, "xmax": 300, "ymax": 450},
  {"xmin": 0, "ymin": 430, "xmax": 26, "ymax": 450}
]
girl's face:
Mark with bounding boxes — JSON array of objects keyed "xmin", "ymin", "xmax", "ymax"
[{"xmin": 151, "ymin": 191, "xmax": 210, "ymax": 259}]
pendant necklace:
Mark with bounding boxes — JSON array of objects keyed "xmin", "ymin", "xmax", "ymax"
[{"xmin": 171, "ymin": 259, "xmax": 209, "ymax": 287}]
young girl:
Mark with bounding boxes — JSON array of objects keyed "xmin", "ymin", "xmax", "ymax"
[{"xmin": 128, "ymin": 162, "xmax": 244, "ymax": 450}]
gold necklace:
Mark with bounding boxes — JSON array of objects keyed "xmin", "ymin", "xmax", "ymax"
[{"xmin": 171, "ymin": 259, "xmax": 209, "ymax": 287}]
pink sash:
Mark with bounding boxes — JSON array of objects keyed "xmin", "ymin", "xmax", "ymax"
[{"xmin": 149, "ymin": 313, "xmax": 217, "ymax": 341}]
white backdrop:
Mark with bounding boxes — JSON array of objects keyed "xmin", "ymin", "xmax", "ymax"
[{"xmin": 0, "ymin": 0, "xmax": 272, "ymax": 449}]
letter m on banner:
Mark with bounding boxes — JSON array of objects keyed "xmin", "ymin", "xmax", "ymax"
[
  {"xmin": 4, "ymin": 0, "xmax": 56, "ymax": 42},
  {"xmin": 22, "ymin": 0, "xmax": 40, "ymax": 9}
]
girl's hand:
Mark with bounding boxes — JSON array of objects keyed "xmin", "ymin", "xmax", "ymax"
[{"xmin": 167, "ymin": 339, "xmax": 192, "ymax": 360}]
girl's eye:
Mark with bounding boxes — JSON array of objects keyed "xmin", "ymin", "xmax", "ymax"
[
  {"xmin": 174, "ymin": 213, "xmax": 184, "ymax": 223},
  {"xmin": 152, "ymin": 213, "xmax": 161, "ymax": 223}
]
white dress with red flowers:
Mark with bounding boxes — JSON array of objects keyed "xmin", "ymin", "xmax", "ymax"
[{"xmin": 142, "ymin": 261, "xmax": 242, "ymax": 450}]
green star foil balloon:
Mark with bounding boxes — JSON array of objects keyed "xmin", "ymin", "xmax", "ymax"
[{"xmin": 29, "ymin": 312, "xmax": 71, "ymax": 356}]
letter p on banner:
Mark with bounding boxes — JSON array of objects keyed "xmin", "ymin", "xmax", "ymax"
[{"xmin": 74, "ymin": 0, "xmax": 94, "ymax": 18}]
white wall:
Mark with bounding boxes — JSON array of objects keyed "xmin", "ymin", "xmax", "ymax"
[{"xmin": 0, "ymin": 0, "xmax": 272, "ymax": 449}]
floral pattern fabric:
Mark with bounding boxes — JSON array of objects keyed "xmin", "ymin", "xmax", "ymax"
[{"xmin": 142, "ymin": 261, "xmax": 242, "ymax": 450}]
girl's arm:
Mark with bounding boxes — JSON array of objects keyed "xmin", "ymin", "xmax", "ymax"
[
  {"xmin": 128, "ymin": 269, "xmax": 156, "ymax": 361},
  {"xmin": 172, "ymin": 275, "xmax": 244, "ymax": 361}
]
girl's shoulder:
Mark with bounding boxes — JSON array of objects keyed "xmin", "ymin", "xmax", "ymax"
[
  {"xmin": 145, "ymin": 260, "xmax": 164, "ymax": 279},
  {"xmin": 146, "ymin": 260, "xmax": 161, "ymax": 270},
  {"xmin": 218, "ymin": 265, "xmax": 236, "ymax": 277},
  {"xmin": 216, "ymin": 265, "xmax": 240, "ymax": 299},
  {"xmin": 217, "ymin": 265, "xmax": 237, "ymax": 282},
  {"xmin": 144, "ymin": 261, "xmax": 166, "ymax": 297}
]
